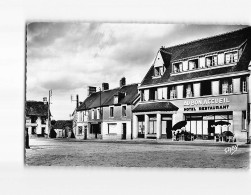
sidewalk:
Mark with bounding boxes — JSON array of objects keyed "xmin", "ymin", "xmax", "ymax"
[{"xmin": 51, "ymin": 137, "xmax": 250, "ymax": 148}]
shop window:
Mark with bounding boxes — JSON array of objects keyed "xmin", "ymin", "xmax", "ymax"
[
  {"xmin": 206, "ymin": 55, "xmax": 217, "ymax": 67},
  {"xmin": 110, "ymin": 107, "xmax": 114, "ymax": 118},
  {"xmin": 225, "ymin": 51, "xmax": 238, "ymax": 64},
  {"xmin": 173, "ymin": 62, "xmax": 183, "ymax": 73},
  {"xmin": 188, "ymin": 59, "xmax": 199, "ymax": 70},
  {"xmin": 220, "ymin": 78, "xmax": 233, "ymax": 94},
  {"xmin": 170, "ymin": 86, "xmax": 177, "ymax": 99},
  {"xmin": 122, "ymin": 106, "xmax": 126, "ymax": 117},
  {"xmin": 201, "ymin": 80, "xmax": 212, "ymax": 96},
  {"xmin": 78, "ymin": 126, "xmax": 83, "ymax": 135},
  {"xmin": 154, "ymin": 66, "xmax": 166, "ymax": 77}
]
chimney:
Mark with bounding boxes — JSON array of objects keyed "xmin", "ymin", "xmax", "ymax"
[
  {"xmin": 88, "ymin": 86, "xmax": 96, "ymax": 96},
  {"xmin": 43, "ymin": 97, "xmax": 47, "ymax": 104},
  {"xmin": 102, "ymin": 83, "xmax": 109, "ymax": 91},
  {"xmin": 120, "ymin": 77, "xmax": 126, "ymax": 87}
]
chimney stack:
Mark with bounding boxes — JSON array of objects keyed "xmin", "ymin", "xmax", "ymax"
[
  {"xmin": 120, "ymin": 77, "xmax": 126, "ymax": 87},
  {"xmin": 102, "ymin": 83, "xmax": 109, "ymax": 91},
  {"xmin": 88, "ymin": 86, "xmax": 96, "ymax": 96},
  {"xmin": 43, "ymin": 97, "xmax": 47, "ymax": 104}
]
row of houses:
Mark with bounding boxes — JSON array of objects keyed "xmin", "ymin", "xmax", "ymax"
[
  {"xmin": 74, "ymin": 27, "xmax": 251, "ymax": 142},
  {"xmin": 26, "ymin": 27, "xmax": 251, "ymax": 142}
]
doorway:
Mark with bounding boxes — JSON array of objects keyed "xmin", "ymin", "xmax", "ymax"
[
  {"xmin": 122, "ymin": 123, "xmax": 126, "ymax": 139},
  {"xmin": 208, "ymin": 120, "xmax": 215, "ymax": 139},
  {"xmin": 166, "ymin": 120, "xmax": 173, "ymax": 139}
]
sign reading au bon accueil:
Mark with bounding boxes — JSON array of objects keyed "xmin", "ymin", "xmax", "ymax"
[{"xmin": 183, "ymin": 97, "xmax": 230, "ymax": 112}]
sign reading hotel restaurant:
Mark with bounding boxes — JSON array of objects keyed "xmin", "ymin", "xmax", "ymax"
[{"xmin": 183, "ymin": 97, "xmax": 231, "ymax": 112}]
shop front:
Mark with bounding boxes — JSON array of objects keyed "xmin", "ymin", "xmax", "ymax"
[{"xmin": 172, "ymin": 94, "xmax": 248, "ymax": 141}]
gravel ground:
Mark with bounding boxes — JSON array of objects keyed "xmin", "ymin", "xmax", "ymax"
[{"xmin": 25, "ymin": 138, "xmax": 250, "ymax": 168}]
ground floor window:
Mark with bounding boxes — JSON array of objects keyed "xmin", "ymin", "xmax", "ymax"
[
  {"xmin": 185, "ymin": 112, "xmax": 233, "ymax": 139},
  {"xmin": 78, "ymin": 126, "xmax": 82, "ymax": 135}
]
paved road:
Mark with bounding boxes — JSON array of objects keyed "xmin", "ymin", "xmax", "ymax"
[{"xmin": 25, "ymin": 138, "xmax": 250, "ymax": 168}]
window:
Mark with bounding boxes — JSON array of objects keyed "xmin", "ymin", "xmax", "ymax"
[
  {"xmin": 184, "ymin": 83, "xmax": 193, "ymax": 98},
  {"xmin": 173, "ymin": 62, "xmax": 183, "ymax": 73},
  {"xmin": 225, "ymin": 51, "xmax": 238, "ymax": 64},
  {"xmin": 110, "ymin": 107, "xmax": 114, "ymax": 117},
  {"xmin": 242, "ymin": 111, "xmax": 247, "ymax": 130},
  {"xmin": 92, "ymin": 109, "xmax": 94, "ymax": 119},
  {"xmin": 97, "ymin": 108, "xmax": 100, "ymax": 119},
  {"xmin": 170, "ymin": 86, "xmax": 177, "ymax": 99},
  {"xmin": 122, "ymin": 106, "xmax": 126, "ymax": 117},
  {"xmin": 201, "ymin": 80, "xmax": 212, "ymax": 96},
  {"xmin": 149, "ymin": 88, "xmax": 157, "ymax": 100},
  {"xmin": 82, "ymin": 112, "xmax": 85, "ymax": 122},
  {"xmin": 140, "ymin": 90, "xmax": 145, "ymax": 101},
  {"xmin": 188, "ymin": 59, "xmax": 199, "ymax": 70},
  {"xmin": 206, "ymin": 55, "xmax": 217, "ymax": 67},
  {"xmin": 78, "ymin": 126, "xmax": 83, "ymax": 135},
  {"xmin": 154, "ymin": 66, "xmax": 166, "ymax": 77},
  {"xmin": 241, "ymin": 77, "xmax": 247, "ymax": 93},
  {"xmin": 221, "ymin": 78, "xmax": 233, "ymax": 94}
]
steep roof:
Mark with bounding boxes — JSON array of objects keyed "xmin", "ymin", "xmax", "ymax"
[
  {"xmin": 141, "ymin": 27, "xmax": 251, "ymax": 87},
  {"xmin": 25, "ymin": 101, "xmax": 49, "ymax": 117},
  {"xmin": 132, "ymin": 101, "xmax": 179, "ymax": 112},
  {"xmin": 77, "ymin": 83, "xmax": 139, "ymax": 111},
  {"xmin": 53, "ymin": 120, "xmax": 73, "ymax": 129}
]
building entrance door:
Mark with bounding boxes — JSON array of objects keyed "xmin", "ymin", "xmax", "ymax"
[
  {"xmin": 166, "ymin": 120, "xmax": 173, "ymax": 139},
  {"xmin": 122, "ymin": 123, "xmax": 126, "ymax": 139}
]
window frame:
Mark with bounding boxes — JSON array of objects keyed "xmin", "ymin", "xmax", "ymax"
[
  {"xmin": 122, "ymin": 105, "xmax": 127, "ymax": 117},
  {"xmin": 91, "ymin": 109, "xmax": 95, "ymax": 119},
  {"xmin": 109, "ymin": 106, "xmax": 114, "ymax": 118},
  {"xmin": 224, "ymin": 50, "xmax": 238, "ymax": 64}
]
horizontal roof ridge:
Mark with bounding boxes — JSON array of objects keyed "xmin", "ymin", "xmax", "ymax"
[{"xmin": 162, "ymin": 27, "xmax": 250, "ymax": 50}]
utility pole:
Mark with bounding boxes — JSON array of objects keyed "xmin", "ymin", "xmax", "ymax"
[{"xmin": 48, "ymin": 89, "xmax": 52, "ymax": 138}]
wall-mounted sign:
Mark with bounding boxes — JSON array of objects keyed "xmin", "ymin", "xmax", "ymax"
[{"xmin": 184, "ymin": 97, "xmax": 230, "ymax": 106}]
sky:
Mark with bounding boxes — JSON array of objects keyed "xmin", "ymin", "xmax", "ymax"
[{"xmin": 26, "ymin": 23, "xmax": 247, "ymax": 120}]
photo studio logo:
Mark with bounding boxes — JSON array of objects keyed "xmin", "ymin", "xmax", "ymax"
[{"xmin": 224, "ymin": 145, "xmax": 238, "ymax": 155}]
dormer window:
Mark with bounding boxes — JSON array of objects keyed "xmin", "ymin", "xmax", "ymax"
[
  {"xmin": 173, "ymin": 62, "xmax": 183, "ymax": 73},
  {"xmin": 188, "ymin": 59, "xmax": 199, "ymax": 70},
  {"xmin": 154, "ymin": 66, "xmax": 166, "ymax": 77},
  {"xmin": 206, "ymin": 55, "xmax": 217, "ymax": 67},
  {"xmin": 225, "ymin": 51, "xmax": 238, "ymax": 64}
]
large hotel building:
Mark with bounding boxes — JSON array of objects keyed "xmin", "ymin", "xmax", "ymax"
[{"xmin": 132, "ymin": 27, "xmax": 251, "ymax": 142}]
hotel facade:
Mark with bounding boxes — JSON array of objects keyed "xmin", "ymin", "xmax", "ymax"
[{"xmin": 132, "ymin": 27, "xmax": 251, "ymax": 142}]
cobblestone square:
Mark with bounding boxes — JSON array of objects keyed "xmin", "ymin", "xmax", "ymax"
[{"xmin": 25, "ymin": 138, "xmax": 250, "ymax": 168}]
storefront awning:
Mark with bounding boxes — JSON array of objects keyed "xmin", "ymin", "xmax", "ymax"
[{"xmin": 132, "ymin": 102, "xmax": 179, "ymax": 113}]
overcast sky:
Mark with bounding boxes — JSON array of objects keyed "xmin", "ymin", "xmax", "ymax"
[{"xmin": 26, "ymin": 23, "xmax": 246, "ymax": 120}]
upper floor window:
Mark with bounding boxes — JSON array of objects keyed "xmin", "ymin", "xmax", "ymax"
[
  {"xmin": 110, "ymin": 107, "xmax": 114, "ymax": 118},
  {"xmin": 122, "ymin": 106, "xmax": 126, "ymax": 117},
  {"xmin": 241, "ymin": 77, "xmax": 247, "ymax": 93},
  {"xmin": 92, "ymin": 110, "xmax": 94, "ymax": 119},
  {"xmin": 173, "ymin": 62, "xmax": 183, "ymax": 73},
  {"xmin": 154, "ymin": 66, "xmax": 166, "ymax": 77},
  {"xmin": 220, "ymin": 78, "xmax": 233, "ymax": 94},
  {"xmin": 149, "ymin": 88, "xmax": 157, "ymax": 100},
  {"xmin": 97, "ymin": 108, "xmax": 100, "ymax": 119},
  {"xmin": 184, "ymin": 83, "xmax": 193, "ymax": 98},
  {"xmin": 170, "ymin": 86, "xmax": 177, "ymax": 99},
  {"xmin": 225, "ymin": 51, "xmax": 238, "ymax": 64},
  {"xmin": 188, "ymin": 59, "xmax": 199, "ymax": 70},
  {"xmin": 206, "ymin": 55, "xmax": 217, "ymax": 67}
]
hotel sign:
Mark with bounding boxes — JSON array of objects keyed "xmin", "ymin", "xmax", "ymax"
[{"xmin": 183, "ymin": 97, "xmax": 232, "ymax": 112}]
